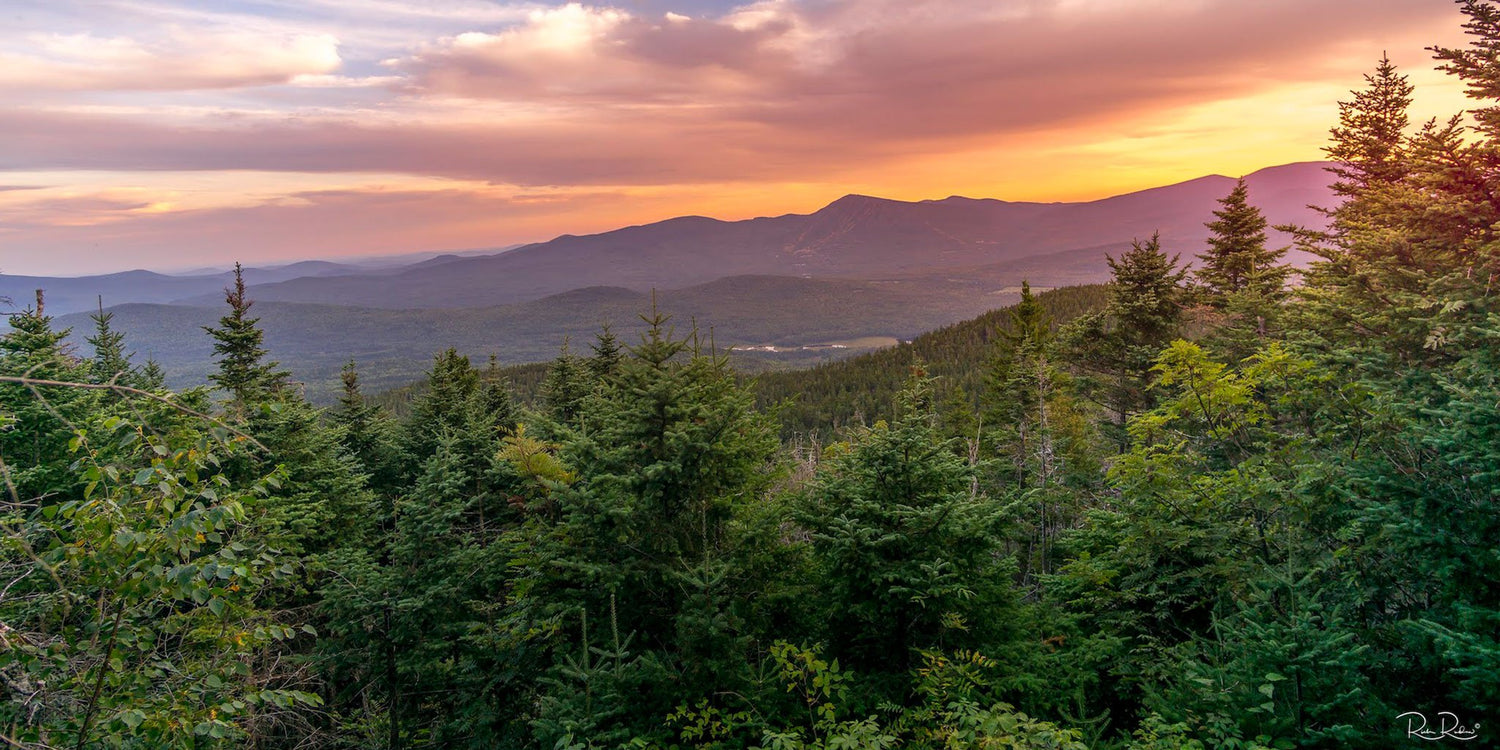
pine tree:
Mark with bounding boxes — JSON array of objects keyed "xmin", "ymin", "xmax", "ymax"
[
  {"xmin": 540, "ymin": 339, "xmax": 590, "ymax": 428},
  {"xmin": 204, "ymin": 263, "xmax": 288, "ymax": 406},
  {"xmin": 1196, "ymin": 180, "xmax": 1286, "ymax": 303},
  {"xmin": 1059, "ymin": 234, "xmax": 1186, "ymax": 445},
  {"xmin": 800, "ymin": 372, "xmax": 1019, "ymax": 685},
  {"xmin": 588, "ymin": 324, "xmax": 624, "ymax": 382},
  {"xmin": 86, "ymin": 297, "xmax": 134, "ymax": 385},
  {"xmin": 1325, "ymin": 54, "xmax": 1413, "ymax": 198}
]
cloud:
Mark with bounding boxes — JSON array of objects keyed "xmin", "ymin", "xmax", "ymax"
[
  {"xmin": 0, "ymin": 106, "xmax": 876, "ymax": 186},
  {"xmin": 0, "ymin": 28, "xmax": 342, "ymax": 91},
  {"xmin": 393, "ymin": 3, "xmax": 793, "ymax": 103},
  {"xmin": 0, "ymin": 0, "xmax": 1478, "ymax": 274},
  {"xmin": 393, "ymin": 0, "xmax": 1455, "ymax": 143},
  {"xmin": 0, "ymin": 183, "xmax": 646, "ymax": 273},
  {"xmin": 1, "ymin": 0, "xmax": 1466, "ymax": 186},
  {"xmin": 0, "ymin": 192, "xmax": 162, "ymax": 228}
]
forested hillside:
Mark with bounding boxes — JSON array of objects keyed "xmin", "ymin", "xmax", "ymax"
[
  {"xmin": 3, "ymin": 7, "xmax": 1500, "ymax": 750},
  {"xmin": 752, "ymin": 284, "xmax": 1110, "ymax": 436}
]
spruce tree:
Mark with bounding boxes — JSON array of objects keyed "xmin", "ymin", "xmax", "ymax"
[
  {"xmin": 204, "ymin": 263, "xmax": 288, "ymax": 406},
  {"xmin": 540, "ymin": 339, "xmax": 590, "ymax": 428},
  {"xmin": 85, "ymin": 297, "xmax": 134, "ymax": 385},
  {"xmin": 1326, "ymin": 54, "xmax": 1413, "ymax": 198},
  {"xmin": 800, "ymin": 372, "xmax": 1019, "ymax": 685},
  {"xmin": 1059, "ymin": 234, "xmax": 1186, "ymax": 445},
  {"xmin": 588, "ymin": 324, "xmax": 623, "ymax": 382},
  {"xmin": 1195, "ymin": 180, "xmax": 1286, "ymax": 303}
]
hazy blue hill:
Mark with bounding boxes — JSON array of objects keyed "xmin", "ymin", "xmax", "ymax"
[
  {"xmin": 2, "ymin": 260, "xmax": 367, "ymax": 316},
  {"xmin": 1, "ymin": 270, "xmax": 224, "ymax": 318},
  {"xmin": 58, "ymin": 274, "xmax": 1003, "ymax": 401}
]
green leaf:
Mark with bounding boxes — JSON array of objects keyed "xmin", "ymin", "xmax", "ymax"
[{"xmin": 207, "ymin": 598, "xmax": 226, "ymax": 617}]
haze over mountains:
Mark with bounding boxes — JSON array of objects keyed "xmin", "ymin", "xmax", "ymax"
[
  {"xmin": 178, "ymin": 162, "xmax": 1331, "ymax": 310},
  {"xmin": 15, "ymin": 162, "xmax": 1336, "ymax": 398}
]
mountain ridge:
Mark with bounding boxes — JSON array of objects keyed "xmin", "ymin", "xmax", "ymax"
[
  {"xmin": 219, "ymin": 161, "xmax": 1332, "ymax": 310},
  {"xmin": 10, "ymin": 161, "xmax": 1334, "ymax": 318}
]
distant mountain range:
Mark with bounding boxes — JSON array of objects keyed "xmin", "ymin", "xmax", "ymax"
[
  {"xmin": 16, "ymin": 161, "xmax": 1337, "ymax": 400},
  {"xmin": 1, "ymin": 253, "xmax": 511, "ymax": 318},
  {"xmin": 198, "ymin": 161, "xmax": 1332, "ymax": 310}
]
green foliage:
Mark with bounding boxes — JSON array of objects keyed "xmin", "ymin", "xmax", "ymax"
[
  {"xmin": 1195, "ymin": 180, "xmax": 1286, "ymax": 304},
  {"xmin": 0, "ymin": 412, "xmax": 319, "ymax": 747},
  {"xmin": 1059, "ymin": 237, "xmax": 1187, "ymax": 447},
  {"xmin": 528, "ymin": 306, "xmax": 781, "ymax": 741},
  {"xmin": 756, "ymin": 285, "xmax": 1110, "ymax": 438},
  {"xmin": 86, "ymin": 300, "xmax": 137, "ymax": 387},
  {"xmin": 12, "ymin": 12, "xmax": 1500, "ymax": 746},
  {"xmin": 203, "ymin": 263, "xmax": 290, "ymax": 407},
  {"xmin": 798, "ymin": 373, "xmax": 1020, "ymax": 689},
  {"xmin": 1, "ymin": 304, "xmax": 93, "ymax": 502}
]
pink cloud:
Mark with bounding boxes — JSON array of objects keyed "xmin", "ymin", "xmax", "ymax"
[{"xmin": 0, "ymin": 29, "xmax": 341, "ymax": 92}]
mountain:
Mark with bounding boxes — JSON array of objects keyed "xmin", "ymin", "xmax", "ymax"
[
  {"xmin": 0, "ymin": 261, "xmax": 369, "ymax": 317},
  {"xmin": 39, "ymin": 162, "xmax": 1336, "ymax": 400},
  {"xmin": 13, "ymin": 162, "xmax": 1331, "ymax": 317},
  {"xmin": 58, "ymin": 274, "xmax": 999, "ymax": 401},
  {"xmin": 222, "ymin": 162, "xmax": 1333, "ymax": 310}
]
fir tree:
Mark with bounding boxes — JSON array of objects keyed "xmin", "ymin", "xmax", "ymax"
[
  {"xmin": 1106, "ymin": 234, "xmax": 1189, "ymax": 349},
  {"xmin": 588, "ymin": 324, "xmax": 624, "ymax": 382},
  {"xmin": 137, "ymin": 358, "xmax": 166, "ymax": 390},
  {"xmin": 0, "ymin": 300, "xmax": 89, "ymax": 501},
  {"xmin": 1001, "ymin": 280, "xmax": 1050, "ymax": 349},
  {"xmin": 1195, "ymin": 179, "xmax": 1286, "ymax": 303},
  {"xmin": 204, "ymin": 263, "xmax": 288, "ymax": 406},
  {"xmin": 1325, "ymin": 53, "xmax": 1413, "ymax": 197},
  {"xmin": 1059, "ymin": 234, "xmax": 1186, "ymax": 445},
  {"xmin": 534, "ymin": 305, "xmax": 778, "ymax": 735},
  {"xmin": 402, "ymin": 348, "xmax": 481, "ymax": 467},
  {"xmin": 85, "ymin": 297, "xmax": 134, "ymax": 385},
  {"xmin": 540, "ymin": 339, "xmax": 590, "ymax": 428},
  {"xmin": 800, "ymin": 372, "xmax": 1019, "ymax": 684},
  {"xmin": 332, "ymin": 360, "xmax": 400, "ymax": 491}
]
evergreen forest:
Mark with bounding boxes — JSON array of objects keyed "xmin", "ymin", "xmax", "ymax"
[{"xmin": 3, "ymin": 5, "xmax": 1500, "ymax": 748}]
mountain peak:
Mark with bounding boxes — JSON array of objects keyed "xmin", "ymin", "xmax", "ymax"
[{"xmin": 821, "ymin": 193, "xmax": 898, "ymax": 210}]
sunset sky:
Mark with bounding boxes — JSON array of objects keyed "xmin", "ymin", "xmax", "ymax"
[{"xmin": 0, "ymin": 0, "xmax": 1480, "ymax": 276}]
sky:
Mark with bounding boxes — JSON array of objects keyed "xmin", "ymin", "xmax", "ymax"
[{"xmin": 0, "ymin": 0, "xmax": 1480, "ymax": 276}]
